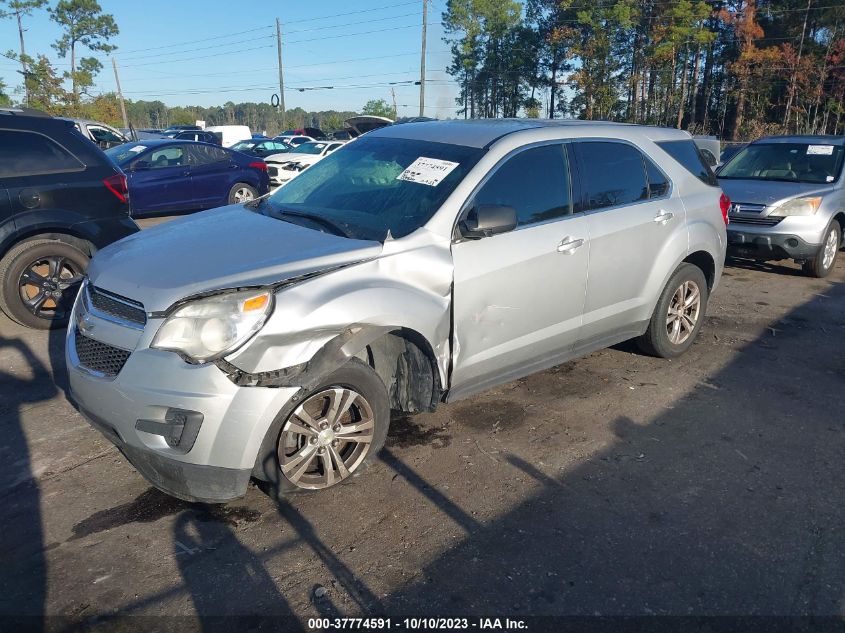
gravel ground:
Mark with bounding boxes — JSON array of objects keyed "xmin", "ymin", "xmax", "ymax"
[{"xmin": 1, "ymin": 221, "xmax": 843, "ymax": 625}]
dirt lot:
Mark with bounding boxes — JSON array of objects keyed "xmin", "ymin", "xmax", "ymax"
[{"xmin": 1, "ymin": 225, "xmax": 844, "ymax": 625}]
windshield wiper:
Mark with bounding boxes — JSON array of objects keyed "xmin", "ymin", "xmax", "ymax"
[{"xmin": 273, "ymin": 207, "xmax": 350, "ymax": 238}]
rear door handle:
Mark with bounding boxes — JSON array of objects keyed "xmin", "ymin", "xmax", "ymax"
[
  {"xmin": 653, "ymin": 209, "xmax": 674, "ymax": 224},
  {"xmin": 557, "ymin": 237, "xmax": 585, "ymax": 254}
]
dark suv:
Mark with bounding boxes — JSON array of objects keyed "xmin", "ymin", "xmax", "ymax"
[{"xmin": 0, "ymin": 108, "xmax": 139, "ymax": 329}]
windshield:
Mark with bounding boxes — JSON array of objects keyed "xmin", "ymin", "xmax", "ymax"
[
  {"xmin": 719, "ymin": 142, "xmax": 844, "ymax": 184},
  {"xmin": 260, "ymin": 136, "xmax": 485, "ymax": 241},
  {"xmin": 105, "ymin": 143, "xmax": 148, "ymax": 165},
  {"xmin": 292, "ymin": 142, "xmax": 328, "ymax": 155}
]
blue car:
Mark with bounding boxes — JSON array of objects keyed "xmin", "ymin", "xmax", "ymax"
[{"xmin": 105, "ymin": 140, "xmax": 270, "ymax": 217}]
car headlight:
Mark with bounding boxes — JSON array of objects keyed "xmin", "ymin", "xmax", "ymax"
[
  {"xmin": 151, "ymin": 289, "xmax": 274, "ymax": 363},
  {"xmin": 770, "ymin": 197, "xmax": 822, "ymax": 217}
]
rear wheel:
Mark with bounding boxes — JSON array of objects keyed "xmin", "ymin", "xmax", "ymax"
[
  {"xmin": 228, "ymin": 182, "xmax": 257, "ymax": 204},
  {"xmin": 0, "ymin": 239, "xmax": 88, "ymax": 329},
  {"xmin": 256, "ymin": 359, "xmax": 390, "ymax": 498},
  {"xmin": 637, "ymin": 263, "xmax": 709, "ymax": 359},
  {"xmin": 803, "ymin": 220, "xmax": 840, "ymax": 278}
]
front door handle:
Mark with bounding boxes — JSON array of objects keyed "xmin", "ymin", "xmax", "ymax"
[
  {"xmin": 557, "ymin": 237, "xmax": 585, "ymax": 254},
  {"xmin": 653, "ymin": 209, "xmax": 674, "ymax": 224}
]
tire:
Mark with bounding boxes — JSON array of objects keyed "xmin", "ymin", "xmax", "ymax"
[
  {"xmin": 255, "ymin": 358, "xmax": 390, "ymax": 499},
  {"xmin": 0, "ymin": 239, "xmax": 88, "ymax": 329},
  {"xmin": 637, "ymin": 263, "xmax": 709, "ymax": 359},
  {"xmin": 802, "ymin": 220, "xmax": 840, "ymax": 278},
  {"xmin": 228, "ymin": 182, "xmax": 258, "ymax": 205}
]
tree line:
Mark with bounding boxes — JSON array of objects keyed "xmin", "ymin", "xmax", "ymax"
[{"xmin": 443, "ymin": 0, "xmax": 845, "ymax": 139}]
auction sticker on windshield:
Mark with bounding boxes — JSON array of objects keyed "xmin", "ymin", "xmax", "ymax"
[
  {"xmin": 128, "ymin": 145, "xmax": 146, "ymax": 153},
  {"xmin": 397, "ymin": 157, "xmax": 460, "ymax": 186},
  {"xmin": 807, "ymin": 145, "xmax": 834, "ymax": 155}
]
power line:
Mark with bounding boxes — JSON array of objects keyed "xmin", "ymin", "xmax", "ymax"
[
  {"xmin": 284, "ymin": 1, "xmax": 421, "ymax": 24},
  {"xmin": 116, "ymin": 25, "xmax": 274, "ymax": 55}
]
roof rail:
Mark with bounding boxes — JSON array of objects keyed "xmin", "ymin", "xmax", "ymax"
[{"xmin": 0, "ymin": 106, "xmax": 51, "ymax": 118}]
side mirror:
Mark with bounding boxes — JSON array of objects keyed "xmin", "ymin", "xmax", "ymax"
[
  {"xmin": 459, "ymin": 204, "xmax": 518, "ymax": 239},
  {"xmin": 132, "ymin": 160, "xmax": 150, "ymax": 171}
]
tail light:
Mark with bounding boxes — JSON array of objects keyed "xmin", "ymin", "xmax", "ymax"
[
  {"xmin": 719, "ymin": 193, "xmax": 730, "ymax": 226},
  {"xmin": 249, "ymin": 161, "xmax": 268, "ymax": 172},
  {"xmin": 103, "ymin": 173, "xmax": 128, "ymax": 203}
]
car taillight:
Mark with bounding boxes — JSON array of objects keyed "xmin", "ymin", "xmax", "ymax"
[
  {"xmin": 719, "ymin": 193, "xmax": 730, "ymax": 226},
  {"xmin": 249, "ymin": 161, "xmax": 268, "ymax": 171},
  {"xmin": 103, "ymin": 173, "xmax": 128, "ymax": 203}
]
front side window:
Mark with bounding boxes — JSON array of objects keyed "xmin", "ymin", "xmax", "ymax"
[
  {"xmin": 473, "ymin": 144, "xmax": 572, "ymax": 227},
  {"xmin": 0, "ymin": 129, "xmax": 83, "ymax": 177},
  {"xmin": 718, "ymin": 142, "xmax": 844, "ymax": 185},
  {"xmin": 88, "ymin": 126, "xmax": 124, "ymax": 144},
  {"xmin": 146, "ymin": 146, "xmax": 186, "ymax": 169},
  {"xmin": 578, "ymin": 141, "xmax": 649, "ymax": 210},
  {"xmin": 262, "ymin": 136, "xmax": 484, "ymax": 241}
]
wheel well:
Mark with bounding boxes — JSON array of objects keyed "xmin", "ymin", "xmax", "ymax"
[
  {"xmin": 364, "ymin": 328, "xmax": 442, "ymax": 414},
  {"xmin": 683, "ymin": 250, "xmax": 716, "ymax": 290},
  {"xmin": 4, "ymin": 231, "xmax": 95, "ymax": 259},
  {"xmin": 834, "ymin": 213, "xmax": 845, "ymax": 244}
]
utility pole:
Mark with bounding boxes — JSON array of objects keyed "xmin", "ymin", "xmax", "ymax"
[
  {"xmin": 276, "ymin": 17, "xmax": 287, "ymax": 131},
  {"xmin": 112, "ymin": 58, "xmax": 129, "ymax": 130},
  {"xmin": 15, "ymin": 9, "xmax": 29, "ymax": 106},
  {"xmin": 391, "ymin": 87, "xmax": 397, "ymax": 119},
  {"xmin": 419, "ymin": 0, "xmax": 427, "ymax": 117}
]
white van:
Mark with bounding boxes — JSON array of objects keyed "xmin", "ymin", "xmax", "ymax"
[{"xmin": 204, "ymin": 125, "xmax": 252, "ymax": 148}]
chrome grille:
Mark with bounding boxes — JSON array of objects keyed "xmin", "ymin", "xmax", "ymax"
[
  {"xmin": 731, "ymin": 202, "xmax": 768, "ymax": 214},
  {"xmin": 730, "ymin": 216, "xmax": 784, "ymax": 226},
  {"xmin": 74, "ymin": 330, "xmax": 131, "ymax": 377},
  {"xmin": 89, "ymin": 285, "xmax": 146, "ymax": 326}
]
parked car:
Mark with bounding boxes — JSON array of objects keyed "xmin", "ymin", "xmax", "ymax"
[
  {"xmin": 161, "ymin": 125, "xmax": 201, "ymax": 138},
  {"xmin": 105, "ymin": 140, "xmax": 270, "ymax": 216},
  {"xmin": 230, "ymin": 139, "xmax": 293, "ymax": 158},
  {"xmin": 718, "ymin": 135, "xmax": 845, "ymax": 277},
  {"xmin": 204, "ymin": 125, "xmax": 252, "ymax": 147},
  {"xmin": 265, "ymin": 140, "xmax": 346, "ymax": 187},
  {"xmin": 173, "ymin": 130, "xmax": 220, "ymax": 144},
  {"xmin": 717, "ymin": 142, "xmax": 747, "ymax": 169},
  {"xmin": 59, "ymin": 117, "xmax": 129, "ymax": 149},
  {"xmin": 273, "ymin": 134, "xmax": 314, "ymax": 148},
  {"xmin": 0, "ymin": 108, "xmax": 138, "ymax": 329},
  {"xmin": 279, "ymin": 127, "xmax": 326, "ymax": 140},
  {"xmin": 67, "ymin": 119, "xmax": 726, "ymax": 502},
  {"xmin": 693, "ymin": 135, "xmax": 720, "ymax": 168}
]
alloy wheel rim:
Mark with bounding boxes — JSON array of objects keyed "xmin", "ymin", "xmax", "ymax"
[
  {"xmin": 278, "ymin": 387, "xmax": 375, "ymax": 490},
  {"xmin": 822, "ymin": 227, "xmax": 838, "ymax": 270},
  {"xmin": 666, "ymin": 280, "xmax": 701, "ymax": 345},
  {"xmin": 234, "ymin": 188, "xmax": 254, "ymax": 202},
  {"xmin": 17, "ymin": 255, "xmax": 84, "ymax": 320}
]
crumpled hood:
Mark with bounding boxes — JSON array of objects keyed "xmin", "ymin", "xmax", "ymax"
[
  {"xmin": 718, "ymin": 179, "xmax": 833, "ymax": 207},
  {"xmin": 87, "ymin": 205, "xmax": 382, "ymax": 312}
]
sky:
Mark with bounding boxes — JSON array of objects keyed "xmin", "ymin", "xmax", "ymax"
[{"xmin": 0, "ymin": 0, "xmax": 461, "ymax": 118}]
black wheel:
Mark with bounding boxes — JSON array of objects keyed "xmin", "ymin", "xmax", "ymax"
[
  {"xmin": 228, "ymin": 182, "xmax": 258, "ymax": 204},
  {"xmin": 637, "ymin": 263, "xmax": 709, "ymax": 359},
  {"xmin": 802, "ymin": 220, "xmax": 840, "ymax": 278},
  {"xmin": 255, "ymin": 359, "xmax": 390, "ymax": 498},
  {"xmin": 0, "ymin": 239, "xmax": 88, "ymax": 329}
]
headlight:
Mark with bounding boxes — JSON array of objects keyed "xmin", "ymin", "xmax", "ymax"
[
  {"xmin": 151, "ymin": 289, "xmax": 274, "ymax": 362},
  {"xmin": 770, "ymin": 196, "xmax": 822, "ymax": 217}
]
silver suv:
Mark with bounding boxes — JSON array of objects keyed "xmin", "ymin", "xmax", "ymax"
[
  {"xmin": 66, "ymin": 120, "xmax": 727, "ymax": 503},
  {"xmin": 718, "ymin": 136, "xmax": 845, "ymax": 277}
]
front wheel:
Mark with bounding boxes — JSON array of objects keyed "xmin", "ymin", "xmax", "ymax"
[
  {"xmin": 228, "ymin": 182, "xmax": 258, "ymax": 204},
  {"xmin": 0, "ymin": 239, "xmax": 88, "ymax": 329},
  {"xmin": 803, "ymin": 220, "xmax": 840, "ymax": 278},
  {"xmin": 256, "ymin": 359, "xmax": 390, "ymax": 498},
  {"xmin": 637, "ymin": 263, "xmax": 709, "ymax": 359}
]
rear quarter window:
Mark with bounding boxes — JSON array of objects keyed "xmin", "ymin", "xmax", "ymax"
[
  {"xmin": 0, "ymin": 129, "xmax": 85, "ymax": 178},
  {"xmin": 657, "ymin": 139, "xmax": 719, "ymax": 186}
]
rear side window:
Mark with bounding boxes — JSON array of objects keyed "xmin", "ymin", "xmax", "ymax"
[
  {"xmin": 657, "ymin": 139, "xmax": 719, "ymax": 186},
  {"xmin": 644, "ymin": 156, "xmax": 670, "ymax": 198},
  {"xmin": 474, "ymin": 144, "xmax": 572, "ymax": 227},
  {"xmin": 577, "ymin": 141, "xmax": 648, "ymax": 210},
  {"xmin": 0, "ymin": 129, "xmax": 84, "ymax": 178},
  {"xmin": 189, "ymin": 144, "xmax": 229, "ymax": 165}
]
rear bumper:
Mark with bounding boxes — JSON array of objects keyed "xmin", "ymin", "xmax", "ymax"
[{"xmin": 726, "ymin": 227, "xmax": 819, "ymax": 260}]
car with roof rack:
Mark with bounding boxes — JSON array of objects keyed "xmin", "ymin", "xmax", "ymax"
[
  {"xmin": 0, "ymin": 107, "xmax": 138, "ymax": 329},
  {"xmin": 67, "ymin": 119, "xmax": 726, "ymax": 503}
]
